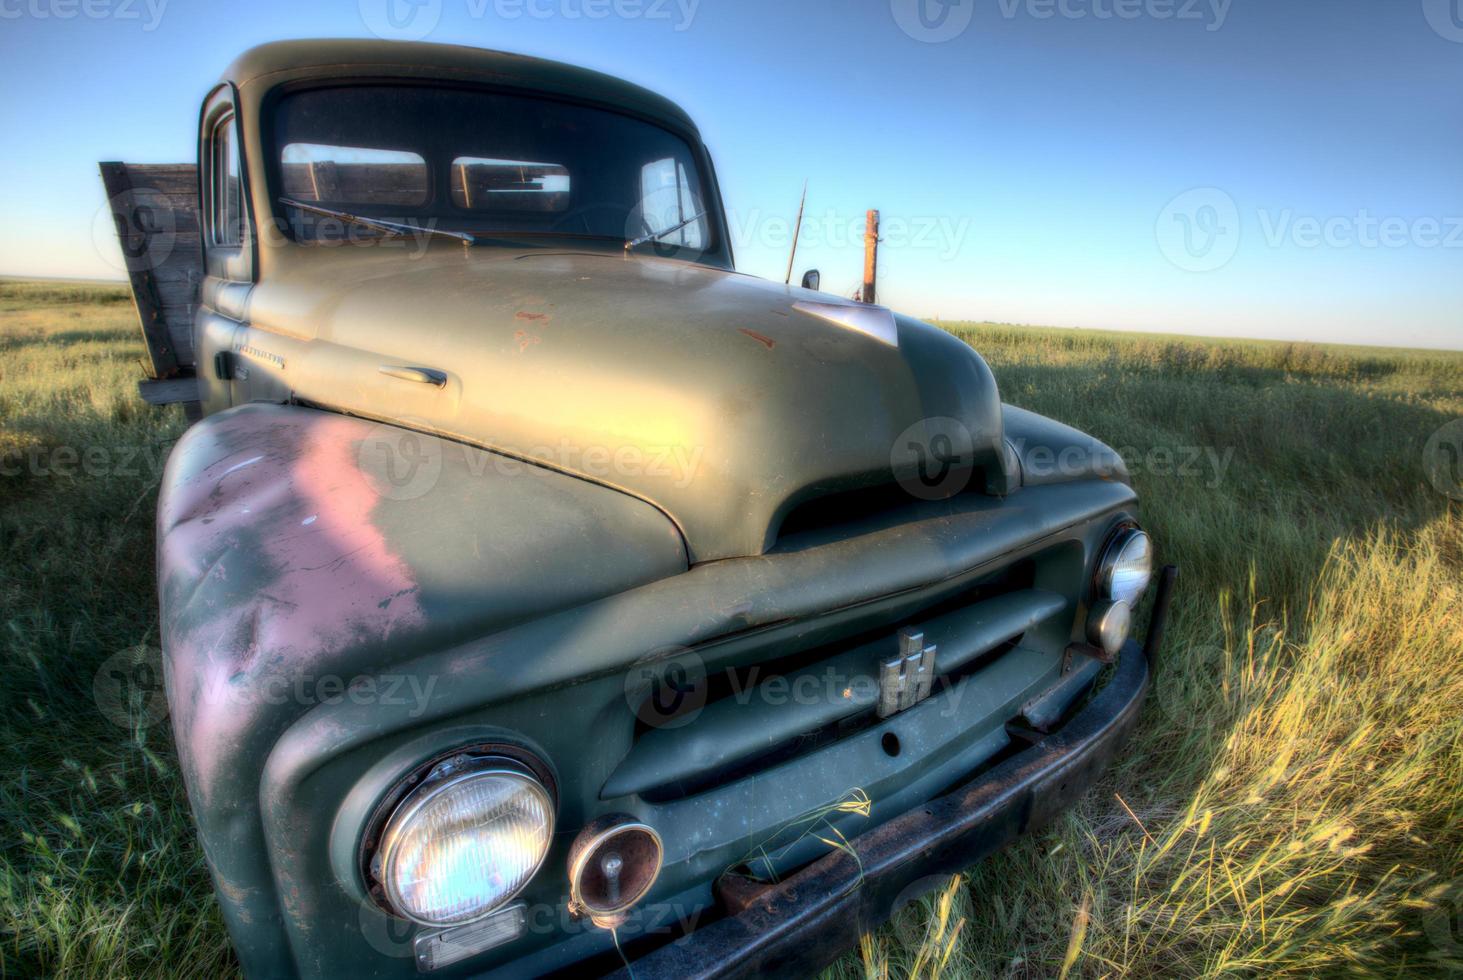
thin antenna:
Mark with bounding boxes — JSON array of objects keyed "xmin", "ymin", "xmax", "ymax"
[{"xmin": 784, "ymin": 179, "xmax": 808, "ymax": 285}]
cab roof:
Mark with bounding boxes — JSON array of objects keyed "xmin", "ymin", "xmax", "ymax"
[{"xmin": 222, "ymin": 39, "xmax": 700, "ymax": 136}]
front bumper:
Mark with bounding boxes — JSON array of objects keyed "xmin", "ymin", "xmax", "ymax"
[{"xmin": 605, "ymin": 566, "xmax": 1177, "ymax": 980}]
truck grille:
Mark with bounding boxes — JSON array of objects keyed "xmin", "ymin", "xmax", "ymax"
[{"xmin": 604, "ymin": 567, "xmax": 1071, "ymax": 803}]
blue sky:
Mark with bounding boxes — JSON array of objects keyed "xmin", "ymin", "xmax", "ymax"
[{"xmin": 1, "ymin": 0, "xmax": 1460, "ymax": 349}]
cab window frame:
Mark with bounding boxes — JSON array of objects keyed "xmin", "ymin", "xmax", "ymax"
[
  {"xmin": 198, "ymin": 85, "xmax": 254, "ymax": 283},
  {"xmin": 209, "ymin": 112, "xmax": 243, "ymax": 247}
]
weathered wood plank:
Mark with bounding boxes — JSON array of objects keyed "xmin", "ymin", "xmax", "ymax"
[
  {"xmin": 97, "ymin": 162, "xmax": 203, "ymax": 373},
  {"xmin": 99, "ymin": 162, "xmax": 181, "ymax": 378},
  {"xmin": 138, "ymin": 375, "xmax": 200, "ymax": 405}
]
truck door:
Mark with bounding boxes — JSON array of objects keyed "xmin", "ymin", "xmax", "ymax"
[{"xmin": 195, "ymin": 87, "xmax": 254, "ymax": 414}]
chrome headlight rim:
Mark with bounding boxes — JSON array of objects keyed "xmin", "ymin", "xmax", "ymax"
[
  {"xmin": 1097, "ymin": 524, "xmax": 1153, "ymax": 606},
  {"xmin": 362, "ymin": 744, "xmax": 557, "ymax": 927}
]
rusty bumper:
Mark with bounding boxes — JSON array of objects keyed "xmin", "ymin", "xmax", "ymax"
[{"xmin": 606, "ymin": 566, "xmax": 1177, "ymax": 980}]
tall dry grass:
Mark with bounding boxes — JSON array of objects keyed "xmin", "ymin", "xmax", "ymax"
[{"xmin": 832, "ymin": 323, "xmax": 1463, "ymax": 978}]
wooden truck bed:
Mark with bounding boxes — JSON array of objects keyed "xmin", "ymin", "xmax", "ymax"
[{"xmin": 97, "ymin": 162, "xmax": 202, "ymax": 418}]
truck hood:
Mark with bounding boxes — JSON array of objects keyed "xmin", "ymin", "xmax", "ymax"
[{"xmin": 243, "ymin": 243, "xmax": 1009, "ymax": 561}]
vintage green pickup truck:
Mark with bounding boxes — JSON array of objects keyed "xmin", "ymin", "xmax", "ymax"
[{"xmin": 101, "ymin": 39, "xmax": 1173, "ymax": 979}]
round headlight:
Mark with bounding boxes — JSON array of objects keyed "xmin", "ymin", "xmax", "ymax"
[
  {"xmin": 1098, "ymin": 527, "xmax": 1153, "ymax": 605},
  {"xmin": 376, "ymin": 758, "xmax": 554, "ymax": 926}
]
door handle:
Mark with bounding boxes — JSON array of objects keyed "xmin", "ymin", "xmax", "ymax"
[{"xmin": 379, "ymin": 365, "xmax": 447, "ymax": 387}]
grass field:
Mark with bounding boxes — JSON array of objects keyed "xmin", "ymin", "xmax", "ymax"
[{"xmin": 2, "ymin": 279, "xmax": 1460, "ymax": 977}]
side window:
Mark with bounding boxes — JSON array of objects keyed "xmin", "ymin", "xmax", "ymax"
[
  {"xmin": 639, "ymin": 157, "xmax": 705, "ymax": 248},
  {"xmin": 211, "ymin": 114, "xmax": 243, "ymax": 247}
]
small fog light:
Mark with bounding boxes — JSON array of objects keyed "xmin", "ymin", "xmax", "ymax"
[
  {"xmin": 1087, "ymin": 599, "xmax": 1132, "ymax": 658},
  {"xmin": 568, "ymin": 815, "xmax": 663, "ymax": 929}
]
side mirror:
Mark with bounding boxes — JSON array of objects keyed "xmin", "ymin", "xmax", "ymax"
[{"xmin": 800, "ymin": 269, "xmax": 821, "ymax": 291}]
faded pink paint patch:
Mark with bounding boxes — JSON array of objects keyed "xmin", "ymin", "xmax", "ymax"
[
  {"xmin": 158, "ymin": 408, "xmax": 426, "ymax": 804},
  {"xmin": 262, "ymin": 413, "xmax": 425, "ymax": 653}
]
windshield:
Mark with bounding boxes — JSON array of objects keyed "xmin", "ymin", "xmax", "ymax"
[{"xmin": 269, "ymin": 84, "xmax": 713, "ymax": 256}]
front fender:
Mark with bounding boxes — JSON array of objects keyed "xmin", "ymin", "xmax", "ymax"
[
  {"xmin": 156, "ymin": 403, "xmax": 686, "ymax": 976},
  {"xmin": 1002, "ymin": 404, "xmax": 1129, "ymax": 488}
]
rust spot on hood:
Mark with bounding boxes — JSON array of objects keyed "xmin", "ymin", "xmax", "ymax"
[{"xmin": 738, "ymin": 328, "xmax": 776, "ymax": 350}]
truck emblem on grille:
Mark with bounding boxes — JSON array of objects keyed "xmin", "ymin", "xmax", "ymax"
[{"xmin": 877, "ymin": 628, "xmax": 938, "ymax": 718}]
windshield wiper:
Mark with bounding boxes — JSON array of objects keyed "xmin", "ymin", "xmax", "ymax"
[
  {"xmin": 279, "ymin": 198, "xmax": 476, "ymax": 246},
  {"xmin": 625, "ymin": 210, "xmax": 707, "ymax": 251}
]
